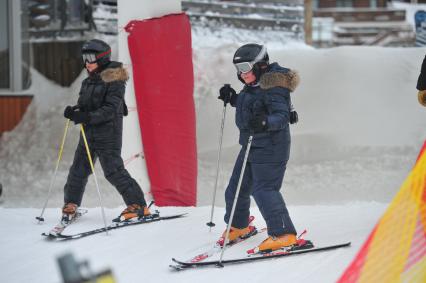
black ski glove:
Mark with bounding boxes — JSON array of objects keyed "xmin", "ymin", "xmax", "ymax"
[
  {"xmin": 290, "ymin": 110, "xmax": 298, "ymax": 124},
  {"xmin": 71, "ymin": 111, "xmax": 90, "ymax": 125},
  {"xmin": 64, "ymin": 105, "xmax": 74, "ymax": 119},
  {"xmin": 218, "ymin": 84, "xmax": 238, "ymax": 107},
  {"xmin": 249, "ymin": 113, "xmax": 267, "ymax": 133}
]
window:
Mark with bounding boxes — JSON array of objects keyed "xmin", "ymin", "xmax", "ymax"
[
  {"xmin": 0, "ymin": 0, "xmax": 31, "ymax": 91},
  {"xmin": 336, "ymin": 0, "xmax": 353, "ymax": 7}
]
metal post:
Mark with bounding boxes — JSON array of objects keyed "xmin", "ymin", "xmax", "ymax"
[
  {"xmin": 36, "ymin": 119, "xmax": 71, "ymax": 223},
  {"xmin": 218, "ymin": 135, "xmax": 253, "ymax": 266},
  {"xmin": 206, "ymin": 103, "xmax": 227, "ymax": 230},
  {"xmin": 80, "ymin": 124, "xmax": 109, "ymax": 235}
]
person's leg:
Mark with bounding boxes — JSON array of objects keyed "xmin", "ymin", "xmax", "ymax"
[
  {"xmin": 251, "ymin": 162, "xmax": 296, "ymax": 236},
  {"xmin": 224, "ymin": 149, "xmax": 253, "ymax": 229},
  {"xmin": 64, "ymin": 142, "xmax": 95, "ymax": 206},
  {"xmin": 97, "ymin": 149, "xmax": 147, "ymax": 207}
]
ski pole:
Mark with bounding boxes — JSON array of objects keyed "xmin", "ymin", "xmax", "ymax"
[
  {"xmin": 80, "ymin": 124, "xmax": 109, "ymax": 235},
  {"xmin": 206, "ymin": 93, "xmax": 228, "ymax": 230},
  {"xmin": 36, "ymin": 119, "xmax": 71, "ymax": 223},
  {"xmin": 218, "ymin": 135, "xmax": 253, "ymax": 266}
]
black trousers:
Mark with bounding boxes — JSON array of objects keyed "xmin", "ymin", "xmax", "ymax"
[{"xmin": 64, "ymin": 141, "xmax": 147, "ymax": 207}]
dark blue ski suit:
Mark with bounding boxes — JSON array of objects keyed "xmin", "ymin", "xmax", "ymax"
[{"xmin": 224, "ymin": 63, "xmax": 299, "ymax": 236}]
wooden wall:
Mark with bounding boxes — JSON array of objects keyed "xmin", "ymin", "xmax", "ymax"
[
  {"xmin": 0, "ymin": 95, "xmax": 33, "ymax": 135},
  {"xmin": 32, "ymin": 40, "xmax": 85, "ymax": 87}
]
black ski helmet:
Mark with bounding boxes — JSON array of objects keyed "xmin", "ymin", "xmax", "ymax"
[
  {"xmin": 233, "ymin": 43, "xmax": 269, "ymax": 84},
  {"xmin": 81, "ymin": 39, "xmax": 111, "ymax": 67}
]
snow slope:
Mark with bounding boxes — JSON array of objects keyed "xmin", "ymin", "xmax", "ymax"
[{"xmin": 0, "ymin": 203, "xmax": 387, "ymax": 283}]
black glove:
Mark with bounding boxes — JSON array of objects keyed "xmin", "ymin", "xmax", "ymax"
[
  {"xmin": 290, "ymin": 110, "xmax": 298, "ymax": 124},
  {"xmin": 64, "ymin": 105, "xmax": 89, "ymax": 125},
  {"xmin": 64, "ymin": 106, "xmax": 74, "ymax": 119},
  {"xmin": 71, "ymin": 111, "xmax": 89, "ymax": 125},
  {"xmin": 249, "ymin": 113, "xmax": 267, "ymax": 133},
  {"xmin": 218, "ymin": 84, "xmax": 237, "ymax": 106}
]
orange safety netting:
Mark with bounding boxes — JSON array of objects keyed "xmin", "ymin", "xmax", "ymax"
[{"xmin": 338, "ymin": 141, "xmax": 426, "ymax": 283}]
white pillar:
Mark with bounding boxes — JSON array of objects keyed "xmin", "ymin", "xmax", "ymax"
[{"xmin": 10, "ymin": 0, "xmax": 22, "ymax": 91}]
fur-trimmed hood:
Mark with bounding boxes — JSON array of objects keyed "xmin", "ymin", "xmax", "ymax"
[
  {"xmin": 259, "ymin": 63, "xmax": 300, "ymax": 92},
  {"xmin": 100, "ymin": 62, "xmax": 129, "ymax": 83}
]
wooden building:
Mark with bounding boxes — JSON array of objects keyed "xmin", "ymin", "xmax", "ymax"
[
  {"xmin": 0, "ymin": 0, "xmax": 91, "ymax": 136},
  {"xmin": 315, "ymin": 0, "xmax": 387, "ymax": 8}
]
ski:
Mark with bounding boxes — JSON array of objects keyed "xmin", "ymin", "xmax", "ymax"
[
  {"xmin": 170, "ymin": 242, "xmax": 351, "ymax": 270},
  {"xmin": 43, "ymin": 213, "xmax": 187, "ymax": 241},
  {"xmin": 42, "ymin": 208, "xmax": 88, "ymax": 237}
]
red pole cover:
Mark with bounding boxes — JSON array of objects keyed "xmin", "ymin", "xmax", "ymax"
[{"xmin": 125, "ymin": 13, "xmax": 197, "ymax": 206}]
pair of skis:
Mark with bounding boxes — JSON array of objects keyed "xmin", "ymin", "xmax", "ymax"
[
  {"xmin": 170, "ymin": 227, "xmax": 351, "ymax": 270},
  {"xmin": 42, "ymin": 211, "xmax": 187, "ymax": 241},
  {"xmin": 170, "ymin": 241, "xmax": 351, "ymax": 270}
]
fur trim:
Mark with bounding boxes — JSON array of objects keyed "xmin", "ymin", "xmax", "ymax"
[
  {"xmin": 100, "ymin": 67, "xmax": 129, "ymax": 83},
  {"xmin": 259, "ymin": 70, "xmax": 300, "ymax": 92}
]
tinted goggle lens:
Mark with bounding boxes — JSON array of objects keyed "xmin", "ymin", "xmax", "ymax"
[
  {"xmin": 82, "ymin": 53, "xmax": 97, "ymax": 63},
  {"xmin": 234, "ymin": 62, "xmax": 253, "ymax": 74}
]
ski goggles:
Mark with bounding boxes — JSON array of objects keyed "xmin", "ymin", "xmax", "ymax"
[
  {"xmin": 82, "ymin": 49, "xmax": 111, "ymax": 64},
  {"xmin": 234, "ymin": 45, "xmax": 268, "ymax": 74},
  {"xmin": 234, "ymin": 62, "xmax": 254, "ymax": 74},
  {"xmin": 82, "ymin": 53, "xmax": 97, "ymax": 64}
]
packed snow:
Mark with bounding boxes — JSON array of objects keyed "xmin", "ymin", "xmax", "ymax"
[{"xmin": 1, "ymin": 7, "xmax": 426, "ymax": 283}]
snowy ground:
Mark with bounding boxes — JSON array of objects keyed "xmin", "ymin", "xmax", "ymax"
[{"xmin": 1, "ymin": 203, "xmax": 387, "ymax": 283}]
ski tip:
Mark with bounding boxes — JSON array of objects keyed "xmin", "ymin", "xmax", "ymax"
[
  {"xmin": 169, "ymin": 264, "xmax": 184, "ymax": 271},
  {"xmin": 171, "ymin": 258, "xmax": 189, "ymax": 266},
  {"xmin": 42, "ymin": 233, "xmax": 59, "ymax": 240},
  {"xmin": 162, "ymin": 213, "xmax": 189, "ymax": 219}
]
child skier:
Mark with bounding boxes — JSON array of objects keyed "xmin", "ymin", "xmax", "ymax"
[
  {"xmin": 217, "ymin": 43, "xmax": 300, "ymax": 252},
  {"xmin": 62, "ymin": 39, "xmax": 149, "ymax": 223}
]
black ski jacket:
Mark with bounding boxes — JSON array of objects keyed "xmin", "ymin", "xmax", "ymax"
[{"xmin": 76, "ymin": 61, "xmax": 129, "ymax": 150}]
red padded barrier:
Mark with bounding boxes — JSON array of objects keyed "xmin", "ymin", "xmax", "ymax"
[{"xmin": 125, "ymin": 13, "xmax": 197, "ymax": 206}]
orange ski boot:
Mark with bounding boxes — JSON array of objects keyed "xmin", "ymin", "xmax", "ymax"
[
  {"xmin": 249, "ymin": 234, "xmax": 297, "ymax": 254},
  {"xmin": 217, "ymin": 216, "xmax": 257, "ymax": 247},
  {"xmin": 61, "ymin": 203, "xmax": 78, "ymax": 223},
  {"xmin": 113, "ymin": 204, "xmax": 151, "ymax": 222}
]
